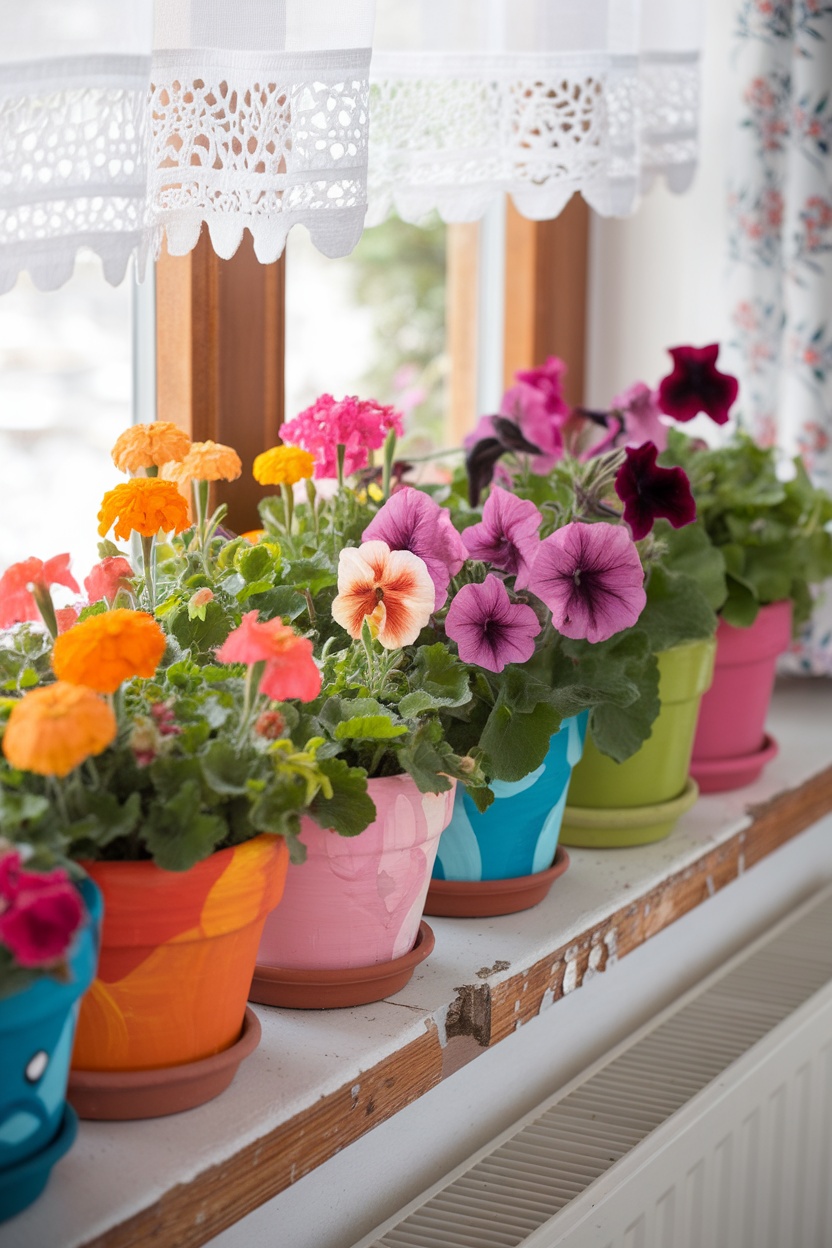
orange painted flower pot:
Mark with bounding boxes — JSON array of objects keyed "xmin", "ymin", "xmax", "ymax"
[{"xmin": 72, "ymin": 835, "xmax": 288, "ymax": 1073}]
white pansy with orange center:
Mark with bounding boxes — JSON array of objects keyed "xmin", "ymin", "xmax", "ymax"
[{"xmin": 332, "ymin": 540, "xmax": 435, "ymax": 649}]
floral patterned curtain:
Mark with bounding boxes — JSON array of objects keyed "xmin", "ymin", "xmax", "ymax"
[{"xmin": 727, "ymin": 0, "xmax": 832, "ymax": 673}]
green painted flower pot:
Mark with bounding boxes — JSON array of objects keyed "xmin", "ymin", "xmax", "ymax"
[{"xmin": 561, "ymin": 638, "xmax": 716, "ymax": 847}]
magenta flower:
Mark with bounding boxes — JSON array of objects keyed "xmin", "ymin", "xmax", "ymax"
[
  {"xmin": 500, "ymin": 355, "xmax": 571, "ymax": 470},
  {"xmin": 0, "ymin": 851, "xmax": 84, "ymax": 969},
  {"xmin": 614, "ymin": 442, "xmax": 696, "ymax": 541},
  {"xmin": 531, "ymin": 522, "xmax": 646, "ymax": 643},
  {"xmin": 462, "ymin": 487, "xmax": 542, "ymax": 589},
  {"xmin": 658, "ymin": 344, "xmax": 739, "ymax": 426},
  {"xmin": 362, "ymin": 487, "xmax": 468, "ymax": 609},
  {"xmin": 281, "ymin": 394, "xmax": 404, "ymax": 479},
  {"xmin": 446, "ymin": 574, "xmax": 541, "ymax": 673},
  {"xmin": 611, "ymin": 382, "xmax": 669, "ymax": 452}
]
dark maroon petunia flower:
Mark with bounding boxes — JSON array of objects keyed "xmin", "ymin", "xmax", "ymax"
[
  {"xmin": 614, "ymin": 442, "xmax": 696, "ymax": 541},
  {"xmin": 657, "ymin": 343, "xmax": 739, "ymax": 426}
]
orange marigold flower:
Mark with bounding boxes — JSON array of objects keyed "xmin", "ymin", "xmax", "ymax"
[
  {"xmin": 252, "ymin": 446, "xmax": 316, "ymax": 487},
  {"xmin": 112, "ymin": 422, "xmax": 192, "ymax": 474},
  {"xmin": 98, "ymin": 479, "xmax": 190, "ymax": 541},
  {"xmin": 52, "ymin": 609, "xmax": 167, "ymax": 694},
  {"xmin": 168, "ymin": 440, "xmax": 242, "ymax": 484},
  {"xmin": 3, "ymin": 683, "xmax": 117, "ymax": 778}
]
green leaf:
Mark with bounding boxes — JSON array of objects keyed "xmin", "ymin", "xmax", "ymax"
[
  {"xmin": 244, "ymin": 586, "xmax": 307, "ymax": 621},
  {"xmin": 409, "ymin": 644, "xmax": 471, "ymax": 708},
  {"xmin": 721, "ymin": 577, "xmax": 760, "ymax": 628},
  {"xmin": 639, "ymin": 564, "xmax": 717, "ymax": 652},
  {"xmin": 479, "ymin": 699, "xmax": 561, "ymax": 783},
  {"xmin": 201, "ymin": 740, "xmax": 251, "ymax": 796},
  {"xmin": 397, "ymin": 722, "xmax": 457, "ymax": 793},
  {"xmin": 170, "ymin": 599, "xmax": 235, "ymax": 660},
  {"xmin": 78, "ymin": 601, "xmax": 108, "ymax": 622},
  {"xmin": 655, "ymin": 519, "xmax": 727, "ymax": 611},
  {"xmin": 334, "ymin": 715, "xmax": 408, "ymax": 742},
  {"xmin": 0, "ymin": 789, "xmax": 50, "ymax": 831},
  {"xmin": 555, "ymin": 631, "xmax": 661, "ymax": 763},
  {"xmin": 142, "ymin": 782, "xmax": 227, "ymax": 871},
  {"xmin": 309, "ymin": 757, "xmax": 376, "ymax": 836},
  {"xmin": 588, "ymin": 651, "xmax": 661, "ymax": 763},
  {"xmin": 70, "ymin": 791, "xmax": 142, "ymax": 849},
  {"xmin": 285, "ymin": 554, "xmax": 337, "ymax": 595},
  {"xmin": 398, "ymin": 689, "xmax": 444, "ymax": 718},
  {"xmin": 235, "ymin": 543, "xmax": 275, "ymax": 583}
]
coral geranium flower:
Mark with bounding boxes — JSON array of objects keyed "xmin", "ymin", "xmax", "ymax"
[
  {"xmin": 3, "ymin": 683, "xmax": 117, "ymax": 777},
  {"xmin": 98, "ymin": 479, "xmax": 190, "ymax": 540},
  {"xmin": 111, "ymin": 422, "xmax": 192, "ymax": 474},
  {"xmin": 531, "ymin": 522, "xmax": 646, "ymax": 644},
  {"xmin": 445, "ymin": 575, "xmax": 541, "ymax": 673},
  {"xmin": 52, "ymin": 609, "xmax": 166, "ymax": 693},
  {"xmin": 252, "ymin": 446, "xmax": 316, "ymax": 487},
  {"xmin": 614, "ymin": 442, "xmax": 696, "ymax": 541},
  {"xmin": 657, "ymin": 344, "xmax": 739, "ymax": 426},
  {"xmin": 332, "ymin": 540, "xmax": 435, "ymax": 649},
  {"xmin": 84, "ymin": 556, "xmax": 135, "ymax": 605},
  {"xmin": 167, "ymin": 440, "xmax": 242, "ymax": 484},
  {"xmin": 362, "ymin": 487, "xmax": 468, "ymax": 610},
  {"xmin": 0, "ymin": 554, "xmax": 79, "ymax": 628},
  {"xmin": 216, "ymin": 611, "xmax": 322, "ymax": 702}
]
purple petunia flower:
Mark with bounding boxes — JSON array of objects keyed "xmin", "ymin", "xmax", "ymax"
[
  {"xmin": 445, "ymin": 575, "xmax": 541, "ymax": 673},
  {"xmin": 530, "ymin": 522, "xmax": 646, "ymax": 644},
  {"xmin": 614, "ymin": 442, "xmax": 696, "ymax": 541},
  {"xmin": 362, "ymin": 486, "xmax": 468, "ymax": 610},
  {"xmin": 462, "ymin": 487, "xmax": 542, "ymax": 589},
  {"xmin": 500, "ymin": 355, "xmax": 571, "ymax": 472},
  {"xmin": 657, "ymin": 344, "xmax": 739, "ymax": 426},
  {"xmin": 611, "ymin": 382, "xmax": 670, "ymax": 452}
]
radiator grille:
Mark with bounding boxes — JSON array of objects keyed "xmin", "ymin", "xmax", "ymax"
[{"xmin": 357, "ymin": 888, "xmax": 832, "ymax": 1248}]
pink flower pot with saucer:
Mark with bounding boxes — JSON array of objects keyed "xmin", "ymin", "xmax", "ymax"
[{"xmin": 690, "ymin": 599, "xmax": 792, "ymax": 793}]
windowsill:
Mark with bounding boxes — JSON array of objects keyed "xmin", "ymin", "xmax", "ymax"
[{"xmin": 7, "ymin": 679, "xmax": 832, "ymax": 1248}]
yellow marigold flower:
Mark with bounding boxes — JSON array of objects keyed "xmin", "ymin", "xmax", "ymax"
[
  {"xmin": 3, "ymin": 683, "xmax": 117, "ymax": 778},
  {"xmin": 52, "ymin": 609, "xmax": 167, "ymax": 694},
  {"xmin": 111, "ymin": 422, "xmax": 191, "ymax": 474},
  {"xmin": 252, "ymin": 446, "xmax": 315, "ymax": 487},
  {"xmin": 98, "ymin": 479, "xmax": 190, "ymax": 541},
  {"xmin": 169, "ymin": 440, "xmax": 242, "ymax": 484}
]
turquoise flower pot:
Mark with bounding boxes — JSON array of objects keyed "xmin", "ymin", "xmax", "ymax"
[
  {"xmin": 0, "ymin": 878, "xmax": 101, "ymax": 1223},
  {"xmin": 433, "ymin": 713, "xmax": 587, "ymax": 882}
]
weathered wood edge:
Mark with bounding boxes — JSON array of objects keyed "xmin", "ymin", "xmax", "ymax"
[{"xmin": 81, "ymin": 763, "xmax": 832, "ymax": 1248}]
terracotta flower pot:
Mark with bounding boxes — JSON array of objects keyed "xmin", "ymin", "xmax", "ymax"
[
  {"xmin": 562, "ymin": 638, "xmax": 715, "ymax": 847},
  {"xmin": 424, "ymin": 714, "xmax": 586, "ymax": 917},
  {"xmin": 251, "ymin": 776, "xmax": 454, "ymax": 1008},
  {"xmin": 69, "ymin": 834, "xmax": 287, "ymax": 1117},
  {"xmin": 0, "ymin": 879, "xmax": 100, "ymax": 1222},
  {"xmin": 691, "ymin": 599, "xmax": 792, "ymax": 793}
]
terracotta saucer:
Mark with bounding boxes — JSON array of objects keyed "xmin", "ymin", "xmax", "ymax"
[
  {"xmin": 249, "ymin": 921, "xmax": 435, "ymax": 1010},
  {"xmin": 67, "ymin": 1007, "xmax": 261, "ymax": 1121},
  {"xmin": 690, "ymin": 733, "xmax": 779, "ymax": 795},
  {"xmin": 424, "ymin": 846, "xmax": 570, "ymax": 918}
]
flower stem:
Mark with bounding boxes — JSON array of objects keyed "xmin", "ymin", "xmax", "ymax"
[
  {"xmin": 140, "ymin": 535, "xmax": 156, "ymax": 612},
  {"xmin": 48, "ymin": 777, "xmax": 71, "ymax": 828},
  {"xmin": 336, "ymin": 443, "xmax": 346, "ymax": 491},
  {"xmin": 31, "ymin": 584, "xmax": 58, "ymax": 640},
  {"xmin": 282, "ymin": 483, "xmax": 294, "ymax": 534},
  {"xmin": 382, "ymin": 429, "xmax": 397, "ymax": 500}
]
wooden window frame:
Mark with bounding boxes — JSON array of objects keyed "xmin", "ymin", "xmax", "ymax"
[{"xmin": 156, "ymin": 202, "xmax": 590, "ymax": 530}]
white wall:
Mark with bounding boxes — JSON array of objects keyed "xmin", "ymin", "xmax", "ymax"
[
  {"xmin": 585, "ymin": 0, "xmax": 734, "ymax": 407},
  {"xmin": 210, "ymin": 814, "xmax": 832, "ymax": 1248}
]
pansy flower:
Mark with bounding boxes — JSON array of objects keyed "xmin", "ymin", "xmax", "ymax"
[
  {"xmin": 657, "ymin": 344, "xmax": 739, "ymax": 426},
  {"xmin": 445, "ymin": 575, "xmax": 541, "ymax": 673},
  {"xmin": 331, "ymin": 540, "xmax": 434, "ymax": 649},
  {"xmin": 362, "ymin": 487, "xmax": 467, "ymax": 610},
  {"xmin": 531, "ymin": 522, "xmax": 646, "ymax": 643},
  {"xmin": 614, "ymin": 442, "xmax": 696, "ymax": 541},
  {"xmin": 461, "ymin": 487, "xmax": 542, "ymax": 589}
]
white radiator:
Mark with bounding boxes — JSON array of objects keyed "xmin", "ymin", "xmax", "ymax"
[{"xmin": 354, "ymin": 884, "xmax": 832, "ymax": 1248}]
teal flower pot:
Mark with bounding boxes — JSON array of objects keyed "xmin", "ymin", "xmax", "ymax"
[
  {"xmin": 0, "ymin": 878, "xmax": 101, "ymax": 1222},
  {"xmin": 426, "ymin": 715, "xmax": 586, "ymax": 916}
]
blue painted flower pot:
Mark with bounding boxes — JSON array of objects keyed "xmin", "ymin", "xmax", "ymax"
[
  {"xmin": 0, "ymin": 878, "xmax": 101, "ymax": 1223},
  {"xmin": 433, "ymin": 714, "xmax": 587, "ymax": 882}
]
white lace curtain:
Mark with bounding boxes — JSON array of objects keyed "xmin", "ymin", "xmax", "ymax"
[{"xmin": 0, "ymin": 0, "xmax": 703, "ymax": 293}]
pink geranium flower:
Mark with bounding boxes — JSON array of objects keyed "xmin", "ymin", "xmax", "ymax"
[
  {"xmin": 500, "ymin": 355, "xmax": 571, "ymax": 470},
  {"xmin": 281, "ymin": 394, "xmax": 404, "ymax": 479},
  {"xmin": 0, "ymin": 850, "xmax": 84, "ymax": 969},
  {"xmin": 531, "ymin": 522, "xmax": 646, "ymax": 643},
  {"xmin": 461, "ymin": 487, "xmax": 542, "ymax": 589},
  {"xmin": 614, "ymin": 443, "xmax": 696, "ymax": 541},
  {"xmin": 610, "ymin": 382, "xmax": 670, "ymax": 452},
  {"xmin": 217, "ymin": 612, "xmax": 322, "ymax": 702},
  {"xmin": 658, "ymin": 344, "xmax": 739, "ymax": 426},
  {"xmin": 445, "ymin": 575, "xmax": 541, "ymax": 673},
  {"xmin": 362, "ymin": 487, "xmax": 467, "ymax": 610},
  {"xmin": 331, "ymin": 541, "xmax": 435, "ymax": 649},
  {"xmin": 84, "ymin": 556, "xmax": 135, "ymax": 606},
  {"xmin": 0, "ymin": 554, "xmax": 79, "ymax": 628}
]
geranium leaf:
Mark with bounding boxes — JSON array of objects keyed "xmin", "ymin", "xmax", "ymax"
[
  {"xmin": 409, "ymin": 644, "xmax": 472, "ymax": 708},
  {"xmin": 639, "ymin": 564, "xmax": 717, "ymax": 652},
  {"xmin": 143, "ymin": 783, "xmax": 227, "ymax": 871},
  {"xmin": 334, "ymin": 716, "xmax": 408, "ymax": 742},
  {"xmin": 309, "ymin": 757, "xmax": 376, "ymax": 837},
  {"xmin": 201, "ymin": 740, "xmax": 251, "ymax": 796},
  {"xmin": 479, "ymin": 698, "xmax": 561, "ymax": 783}
]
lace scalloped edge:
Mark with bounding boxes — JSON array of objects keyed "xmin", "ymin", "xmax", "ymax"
[{"xmin": 0, "ymin": 232, "xmax": 147, "ymax": 295}]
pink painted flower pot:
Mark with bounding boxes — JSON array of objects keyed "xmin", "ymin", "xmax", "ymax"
[
  {"xmin": 253, "ymin": 776, "xmax": 455, "ymax": 995},
  {"xmin": 691, "ymin": 599, "xmax": 792, "ymax": 793}
]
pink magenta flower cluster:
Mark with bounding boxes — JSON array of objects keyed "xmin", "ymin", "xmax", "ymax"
[
  {"xmin": 0, "ymin": 850, "xmax": 84, "ymax": 969},
  {"xmin": 281, "ymin": 394, "xmax": 405, "ymax": 480}
]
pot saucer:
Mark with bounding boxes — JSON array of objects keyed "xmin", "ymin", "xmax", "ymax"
[
  {"xmin": 67, "ymin": 1007, "xmax": 261, "ymax": 1121},
  {"xmin": 0, "ymin": 1105, "xmax": 78, "ymax": 1223},
  {"xmin": 690, "ymin": 733, "xmax": 779, "ymax": 795},
  {"xmin": 424, "ymin": 846, "xmax": 570, "ymax": 918},
  {"xmin": 249, "ymin": 921, "xmax": 435, "ymax": 1010},
  {"xmin": 561, "ymin": 779, "xmax": 700, "ymax": 848}
]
